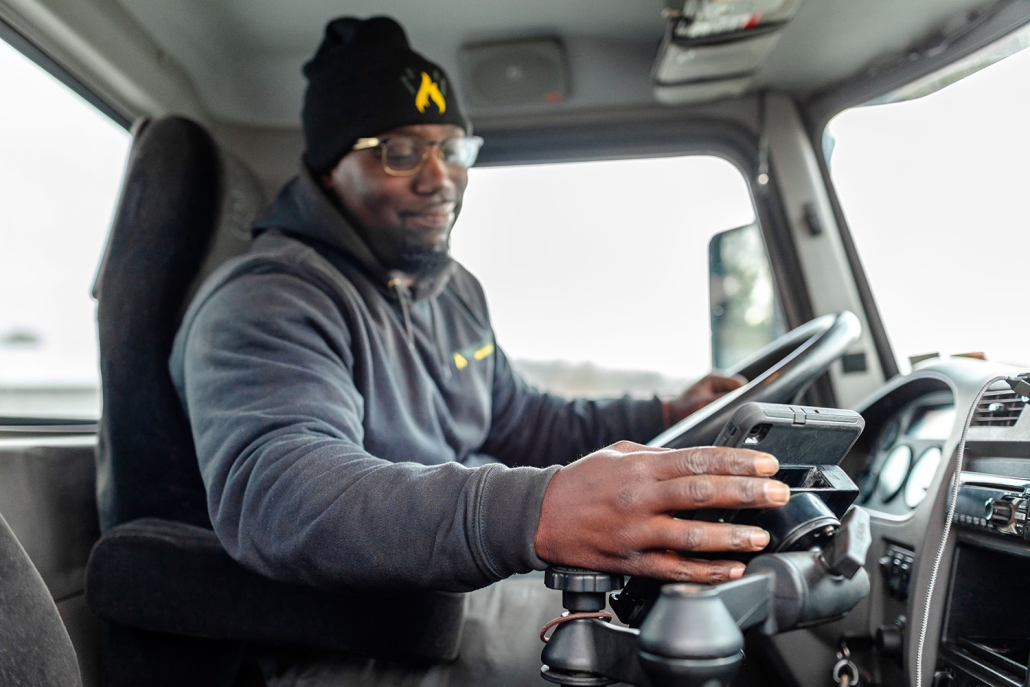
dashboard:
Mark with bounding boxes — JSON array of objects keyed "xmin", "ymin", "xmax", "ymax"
[
  {"xmin": 766, "ymin": 358, "xmax": 1030, "ymax": 687},
  {"xmin": 858, "ymin": 390, "xmax": 955, "ymax": 516}
]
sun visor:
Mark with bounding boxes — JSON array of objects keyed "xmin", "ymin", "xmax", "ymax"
[{"xmin": 653, "ymin": 0, "xmax": 804, "ymax": 105}]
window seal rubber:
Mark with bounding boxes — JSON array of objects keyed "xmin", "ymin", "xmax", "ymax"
[{"xmin": 0, "ymin": 16, "xmax": 131, "ymax": 130}]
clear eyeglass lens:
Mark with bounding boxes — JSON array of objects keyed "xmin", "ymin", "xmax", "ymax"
[
  {"xmin": 383, "ymin": 138, "xmax": 424, "ymax": 171},
  {"xmin": 381, "ymin": 136, "xmax": 482, "ymax": 172},
  {"xmin": 440, "ymin": 138, "xmax": 476, "ymax": 167}
]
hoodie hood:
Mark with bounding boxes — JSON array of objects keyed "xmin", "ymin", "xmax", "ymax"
[{"xmin": 252, "ymin": 166, "xmax": 456, "ymax": 301}]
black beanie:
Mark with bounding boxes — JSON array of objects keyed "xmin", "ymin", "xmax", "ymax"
[{"xmin": 302, "ymin": 16, "xmax": 471, "ymax": 175}]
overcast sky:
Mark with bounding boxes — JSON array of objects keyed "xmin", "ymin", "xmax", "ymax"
[
  {"xmin": 451, "ymin": 156, "xmax": 754, "ymax": 380},
  {"xmin": 0, "ymin": 39, "xmax": 129, "ymax": 387},
  {"xmin": 828, "ymin": 38, "xmax": 1030, "ymax": 371}
]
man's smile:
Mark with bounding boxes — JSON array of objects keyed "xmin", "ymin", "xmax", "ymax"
[{"xmin": 399, "ymin": 201, "xmax": 457, "ymax": 235}]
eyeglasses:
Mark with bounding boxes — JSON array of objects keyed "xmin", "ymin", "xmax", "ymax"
[{"xmin": 352, "ymin": 135, "xmax": 484, "ymax": 176}]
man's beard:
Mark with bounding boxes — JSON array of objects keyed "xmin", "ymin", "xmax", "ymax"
[
  {"xmin": 391, "ymin": 234, "xmax": 453, "ymax": 283},
  {"xmin": 328, "ymin": 189, "xmax": 455, "ymax": 283}
]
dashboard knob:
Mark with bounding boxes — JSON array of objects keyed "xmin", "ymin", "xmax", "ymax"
[{"xmin": 985, "ymin": 498, "xmax": 1015, "ymax": 526}]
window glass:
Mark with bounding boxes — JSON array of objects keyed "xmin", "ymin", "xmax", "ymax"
[
  {"xmin": 825, "ymin": 25, "xmax": 1030, "ymax": 373},
  {"xmin": 0, "ymin": 38, "xmax": 131, "ymax": 418},
  {"xmin": 450, "ymin": 155, "xmax": 764, "ymax": 397}
]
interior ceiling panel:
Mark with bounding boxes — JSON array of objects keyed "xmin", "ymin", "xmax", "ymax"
[
  {"xmin": 113, "ymin": 0, "xmax": 1008, "ymax": 127},
  {"xmin": 115, "ymin": 0, "xmax": 668, "ymax": 126},
  {"xmin": 754, "ymin": 0, "xmax": 1001, "ymax": 93}
]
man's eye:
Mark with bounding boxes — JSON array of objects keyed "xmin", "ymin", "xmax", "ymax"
[
  {"xmin": 440, "ymin": 141, "xmax": 470, "ymax": 166},
  {"xmin": 385, "ymin": 140, "xmax": 422, "ymax": 160},
  {"xmin": 386, "ymin": 151, "xmax": 420, "ymax": 165}
]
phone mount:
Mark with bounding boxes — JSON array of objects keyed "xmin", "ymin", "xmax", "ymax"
[
  {"xmin": 613, "ymin": 402, "xmax": 865, "ymax": 626},
  {"xmin": 540, "ymin": 507, "xmax": 872, "ymax": 687}
]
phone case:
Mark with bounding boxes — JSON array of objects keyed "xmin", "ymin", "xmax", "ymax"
[{"xmin": 714, "ymin": 402, "xmax": 865, "ymax": 466}]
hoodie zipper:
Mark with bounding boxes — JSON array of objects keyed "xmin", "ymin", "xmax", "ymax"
[
  {"xmin": 389, "ymin": 277, "xmax": 454, "ymax": 379},
  {"xmin": 429, "ymin": 298, "xmax": 453, "ymax": 380},
  {"xmin": 388, "ymin": 278, "xmax": 416, "ymax": 352}
]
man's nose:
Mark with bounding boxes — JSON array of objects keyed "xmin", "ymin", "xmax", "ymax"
[{"xmin": 412, "ymin": 149, "xmax": 453, "ymax": 195}]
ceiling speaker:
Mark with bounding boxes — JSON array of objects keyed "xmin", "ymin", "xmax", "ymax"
[{"xmin": 460, "ymin": 38, "xmax": 569, "ymax": 107}]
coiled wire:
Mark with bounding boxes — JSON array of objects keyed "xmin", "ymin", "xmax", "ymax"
[{"xmin": 915, "ymin": 374, "xmax": 1010, "ymax": 687}]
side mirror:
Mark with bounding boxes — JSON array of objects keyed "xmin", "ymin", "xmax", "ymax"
[{"xmin": 709, "ymin": 224, "xmax": 785, "ymax": 372}]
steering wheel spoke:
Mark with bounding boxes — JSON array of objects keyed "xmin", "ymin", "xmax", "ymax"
[{"xmin": 650, "ymin": 312, "xmax": 862, "ymax": 449}]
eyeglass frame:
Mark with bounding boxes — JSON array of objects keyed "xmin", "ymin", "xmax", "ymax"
[{"xmin": 351, "ymin": 135, "xmax": 485, "ymax": 177}]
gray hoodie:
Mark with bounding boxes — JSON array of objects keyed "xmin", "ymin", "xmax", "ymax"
[{"xmin": 169, "ymin": 169, "xmax": 665, "ymax": 592}]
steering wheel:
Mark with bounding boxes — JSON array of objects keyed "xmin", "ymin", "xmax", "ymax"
[{"xmin": 650, "ymin": 311, "xmax": 862, "ymax": 449}]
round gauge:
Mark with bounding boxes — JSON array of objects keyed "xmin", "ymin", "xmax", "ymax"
[
  {"xmin": 878, "ymin": 418, "xmax": 901, "ymax": 451},
  {"xmin": 877, "ymin": 445, "xmax": 912, "ymax": 501},
  {"xmin": 904, "ymin": 447, "xmax": 943, "ymax": 508}
]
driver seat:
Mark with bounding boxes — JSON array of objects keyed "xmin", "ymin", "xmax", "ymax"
[{"xmin": 85, "ymin": 116, "xmax": 465, "ymax": 686}]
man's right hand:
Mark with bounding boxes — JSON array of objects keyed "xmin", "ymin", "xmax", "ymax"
[{"xmin": 533, "ymin": 441, "xmax": 789, "ymax": 584}]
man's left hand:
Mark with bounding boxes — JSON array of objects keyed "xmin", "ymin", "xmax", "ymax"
[{"xmin": 663, "ymin": 373, "xmax": 746, "ymax": 427}]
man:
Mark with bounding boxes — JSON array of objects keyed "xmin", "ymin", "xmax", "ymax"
[{"xmin": 170, "ymin": 15, "xmax": 788, "ymax": 685}]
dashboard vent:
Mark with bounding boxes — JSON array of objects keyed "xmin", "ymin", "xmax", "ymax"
[{"xmin": 972, "ymin": 383, "xmax": 1026, "ymax": 427}]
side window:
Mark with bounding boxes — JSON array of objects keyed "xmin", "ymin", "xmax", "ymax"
[
  {"xmin": 0, "ymin": 37, "xmax": 131, "ymax": 419},
  {"xmin": 451, "ymin": 155, "xmax": 781, "ymax": 397}
]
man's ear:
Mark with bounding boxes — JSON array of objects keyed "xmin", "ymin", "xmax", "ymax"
[{"xmin": 319, "ymin": 156, "xmax": 343, "ymax": 190}]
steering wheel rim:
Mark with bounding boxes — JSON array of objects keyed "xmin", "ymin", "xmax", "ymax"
[{"xmin": 649, "ymin": 311, "xmax": 862, "ymax": 449}]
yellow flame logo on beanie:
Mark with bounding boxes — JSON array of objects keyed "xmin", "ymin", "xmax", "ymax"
[
  {"xmin": 414, "ymin": 72, "xmax": 446, "ymax": 114},
  {"xmin": 400, "ymin": 68, "xmax": 448, "ymax": 115}
]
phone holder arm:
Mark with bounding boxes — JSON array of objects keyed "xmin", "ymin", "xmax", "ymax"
[{"xmin": 540, "ymin": 509, "xmax": 872, "ymax": 687}]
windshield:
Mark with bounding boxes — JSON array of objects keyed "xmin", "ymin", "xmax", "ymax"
[
  {"xmin": 825, "ymin": 24, "xmax": 1030, "ymax": 373},
  {"xmin": 451, "ymin": 155, "xmax": 760, "ymax": 397}
]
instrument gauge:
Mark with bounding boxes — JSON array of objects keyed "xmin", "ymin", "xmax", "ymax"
[
  {"xmin": 878, "ymin": 418, "xmax": 901, "ymax": 451},
  {"xmin": 905, "ymin": 447, "xmax": 943, "ymax": 508},
  {"xmin": 877, "ymin": 445, "xmax": 912, "ymax": 502}
]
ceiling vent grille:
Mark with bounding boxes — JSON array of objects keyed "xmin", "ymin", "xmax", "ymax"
[{"xmin": 972, "ymin": 382, "xmax": 1027, "ymax": 427}]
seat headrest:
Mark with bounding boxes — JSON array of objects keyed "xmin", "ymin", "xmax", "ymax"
[{"xmin": 94, "ymin": 115, "xmax": 267, "ymax": 531}]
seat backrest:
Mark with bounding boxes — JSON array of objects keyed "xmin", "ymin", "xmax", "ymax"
[
  {"xmin": 0, "ymin": 511, "xmax": 82, "ymax": 686},
  {"xmin": 93, "ymin": 116, "xmax": 266, "ymax": 531}
]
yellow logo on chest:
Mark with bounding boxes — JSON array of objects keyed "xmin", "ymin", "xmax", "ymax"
[{"xmin": 453, "ymin": 342, "xmax": 494, "ymax": 370}]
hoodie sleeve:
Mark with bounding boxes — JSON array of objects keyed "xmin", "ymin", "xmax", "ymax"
[
  {"xmin": 176, "ymin": 271, "xmax": 557, "ymax": 592},
  {"xmin": 481, "ymin": 344, "xmax": 667, "ymax": 468}
]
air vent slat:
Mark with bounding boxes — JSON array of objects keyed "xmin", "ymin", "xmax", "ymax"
[{"xmin": 971, "ymin": 381, "xmax": 1027, "ymax": 427}]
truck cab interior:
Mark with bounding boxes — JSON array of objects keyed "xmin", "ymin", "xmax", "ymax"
[{"xmin": 2, "ymin": 0, "xmax": 1030, "ymax": 685}]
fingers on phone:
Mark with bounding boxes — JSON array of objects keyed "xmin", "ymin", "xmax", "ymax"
[
  {"xmin": 637, "ymin": 551, "xmax": 747, "ymax": 583},
  {"xmin": 651, "ymin": 474, "xmax": 789, "ymax": 511},
  {"xmin": 649, "ymin": 519, "xmax": 770, "ymax": 554},
  {"xmin": 653, "ymin": 446, "xmax": 778, "ymax": 479}
]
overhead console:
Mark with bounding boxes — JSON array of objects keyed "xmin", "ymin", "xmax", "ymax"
[{"xmin": 653, "ymin": 0, "xmax": 804, "ymax": 104}]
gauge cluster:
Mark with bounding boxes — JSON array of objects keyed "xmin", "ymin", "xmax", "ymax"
[{"xmin": 858, "ymin": 390, "xmax": 955, "ymax": 515}]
